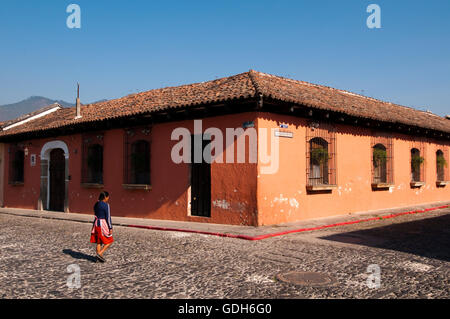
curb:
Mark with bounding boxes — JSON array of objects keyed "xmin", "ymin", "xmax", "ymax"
[
  {"xmin": 125, "ymin": 204, "xmax": 450, "ymax": 241},
  {"xmin": 1, "ymin": 204, "xmax": 448, "ymax": 241}
]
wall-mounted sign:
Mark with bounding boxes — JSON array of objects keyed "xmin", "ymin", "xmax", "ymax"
[
  {"xmin": 30, "ymin": 154, "xmax": 36, "ymax": 167},
  {"xmin": 275, "ymin": 130, "xmax": 293, "ymax": 138}
]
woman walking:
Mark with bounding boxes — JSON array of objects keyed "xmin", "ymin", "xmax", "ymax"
[{"xmin": 90, "ymin": 191, "xmax": 113, "ymax": 262}]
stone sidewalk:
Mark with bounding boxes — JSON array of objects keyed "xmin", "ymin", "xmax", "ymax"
[{"xmin": 1, "ymin": 200, "xmax": 449, "ymax": 240}]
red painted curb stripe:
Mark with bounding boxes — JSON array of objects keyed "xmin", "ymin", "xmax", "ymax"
[{"xmin": 124, "ymin": 204, "xmax": 449, "ymax": 241}]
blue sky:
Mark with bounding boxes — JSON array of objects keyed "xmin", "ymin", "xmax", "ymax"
[{"xmin": 0, "ymin": 0, "xmax": 449, "ymax": 115}]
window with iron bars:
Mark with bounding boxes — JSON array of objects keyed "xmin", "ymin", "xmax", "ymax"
[
  {"xmin": 436, "ymin": 148, "xmax": 449, "ymax": 182},
  {"xmin": 410, "ymin": 141, "xmax": 426, "ymax": 182},
  {"xmin": 371, "ymin": 134, "xmax": 393, "ymax": 184},
  {"xmin": 124, "ymin": 126, "xmax": 152, "ymax": 185},
  {"xmin": 306, "ymin": 122, "xmax": 336, "ymax": 186},
  {"xmin": 81, "ymin": 133, "xmax": 104, "ymax": 184},
  {"xmin": 8, "ymin": 143, "xmax": 25, "ymax": 184}
]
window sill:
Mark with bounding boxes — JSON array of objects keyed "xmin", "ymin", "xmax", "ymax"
[
  {"xmin": 9, "ymin": 182, "xmax": 24, "ymax": 186},
  {"xmin": 371, "ymin": 183, "xmax": 394, "ymax": 190},
  {"xmin": 306, "ymin": 184, "xmax": 337, "ymax": 192},
  {"xmin": 410, "ymin": 181, "xmax": 425, "ymax": 188},
  {"xmin": 188, "ymin": 214, "xmax": 212, "ymax": 219},
  {"xmin": 122, "ymin": 184, "xmax": 152, "ymax": 190},
  {"xmin": 436, "ymin": 181, "xmax": 449, "ymax": 187},
  {"xmin": 81, "ymin": 183, "xmax": 104, "ymax": 189}
]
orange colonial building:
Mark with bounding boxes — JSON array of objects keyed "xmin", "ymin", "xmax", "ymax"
[{"xmin": 0, "ymin": 70, "xmax": 449, "ymax": 226}]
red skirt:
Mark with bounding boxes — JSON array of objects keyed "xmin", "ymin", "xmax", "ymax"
[{"xmin": 90, "ymin": 218, "xmax": 114, "ymax": 245}]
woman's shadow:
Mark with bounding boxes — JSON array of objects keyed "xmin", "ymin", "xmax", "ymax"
[{"xmin": 63, "ymin": 249, "xmax": 97, "ymax": 263}]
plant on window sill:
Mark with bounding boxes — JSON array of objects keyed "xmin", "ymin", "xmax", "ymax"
[
  {"xmin": 311, "ymin": 147, "xmax": 329, "ymax": 164},
  {"xmin": 373, "ymin": 148, "xmax": 387, "ymax": 166},
  {"xmin": 411, "ymin": 155, "xmax": 424, "ymax": 172},
  {"xmin": 437, "ymin": 154, "xmax": 447, "ymax": 170}
]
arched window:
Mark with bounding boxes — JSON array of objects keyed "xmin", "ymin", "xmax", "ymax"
[
  {"xmin": 370, "ymin": 135, "xmax": 393, "ymax": 187},
  {"xmin": 306, "ymin": 123, "xmax": 336, "ymax": 190},
  {"xmin": 373, "ymin": 144, "xmax": 387, "ymax": 183},
  {"xmin": 436, "ymin": 150, "xmax": 446, "ymax": 182},
  {"xmin": 309, "ymin": 137, "xmax": 329, "ymax": 185},
  {"xmin": 10, "ymin": 149, "xmax": 25, "ymax": 184},
  {"xmin": 130, "ymin": 140, "xmax": 150, "ymax": 185},
  {"xmin": 411, "ymin": 148, "xmax": 423, "ymax": 182},
  {"xmin": 87, "ymin": 144, "xmax": 103, "ymax": 184}
]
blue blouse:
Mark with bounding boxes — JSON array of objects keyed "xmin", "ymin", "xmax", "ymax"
[{"xmin": 94, "ymin": 201, "xmax": 112, "ymax": 229}]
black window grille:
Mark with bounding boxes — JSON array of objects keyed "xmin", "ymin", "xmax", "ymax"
[
  {"xmin": 124, "ymin": 127, "xmax": 151, "ymax": 185},
  {"xmin": 371, "ymin": 134, "xmax": 393, "ymax": 184},
  {"xmin": 9, "ymin": 144, "xmax": 25, "ymax": 184},
  {"xmin": 409, "ymin": 139, "xmax": 426, "ymax": 183},
  {"xmin": 373, "ymin": 144, "xmax": 387, "ymax": 183},
  {"xmin": 411, "ymin": 148, "xmax": 424, "ymax": 182},
  {"xmin": 81, "ymin": 133, "xmax": 104, "ymax": 184},
  {"xmin": 309, "ymin": 137, "xmax": 329, "ymax": 185},
  {"xmin": 436, "ymin": 149, "xmax": 448, "ymax": 182},
  {"xmin": 306, "ymin": 123, "xmax": 336, "ymax": 186}
]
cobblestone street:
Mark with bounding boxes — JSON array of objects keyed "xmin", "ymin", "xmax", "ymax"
[{"xmin": 0, "ymin": 208, "xmax": 449, "ymax": 299}]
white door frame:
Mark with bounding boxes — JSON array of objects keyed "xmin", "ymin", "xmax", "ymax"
[{"xmin": 39, "ymin": 141, "xmax": 70, "ymax": 212}]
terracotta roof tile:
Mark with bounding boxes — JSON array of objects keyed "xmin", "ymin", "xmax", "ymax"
[
  {"xmin": 250, "ymin": 71, "xmax": 450, "ymax": 133},
  {"xmin": 1, "ymin": 70, "xmax": 449, "ymax": 138}
]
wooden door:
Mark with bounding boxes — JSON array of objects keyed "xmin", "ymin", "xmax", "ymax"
[
  {"xmin": 190, "ymin": 135, "xmax": 211, "ymax": 217},
  {"xmin": 49, "ymin": 149, "xmax": 65, "ymax": 212}
]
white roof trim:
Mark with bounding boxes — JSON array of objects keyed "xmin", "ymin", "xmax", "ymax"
[{"xmin": 2, "ymin": 105, "xmax": 61, "ymax": 131}]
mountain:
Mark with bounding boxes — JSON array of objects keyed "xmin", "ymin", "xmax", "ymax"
[
  {"xmin": 0, "ymin": 96, "xmax": 107, "ymax": 122},
  {"xmin": 0, "ymin": 96, "xmax": 74, "ymax": 122}
]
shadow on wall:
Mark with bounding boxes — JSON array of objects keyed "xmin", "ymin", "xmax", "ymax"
[{"xmin": 319, "ymin": 214, "xmax": 450, "ymax": 262}]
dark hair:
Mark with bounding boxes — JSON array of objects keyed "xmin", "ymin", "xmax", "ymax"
[{"xmin": 98, "ymin": 191, "xmax": 109, "ymax": 201}]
